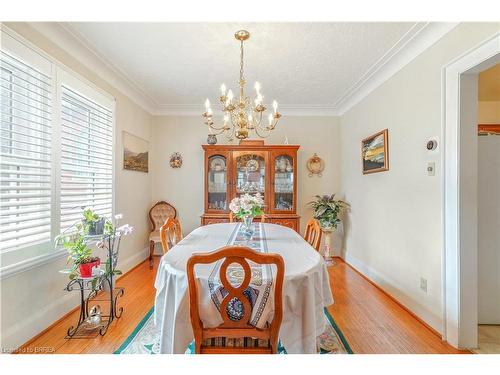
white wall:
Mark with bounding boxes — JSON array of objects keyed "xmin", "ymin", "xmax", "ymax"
[
  {"xmin": 0, "ymin": 23, "xmax": 153, "ymax": 350},
  {"xmin": 477, "ymin": 91, "xmax": 500, "ymax": 324},
  {"xmin": 150, "ymin": 115, "xmax": 341, "ymax": 244},
  {"xmin": 339, "ymin": 23, "xmax": 499, "ymax": 333}
]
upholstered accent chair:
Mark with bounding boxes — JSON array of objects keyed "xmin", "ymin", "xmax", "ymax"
[{"xmin": 148, "ymin": 201, "xmax": 177, "ymax": 268}]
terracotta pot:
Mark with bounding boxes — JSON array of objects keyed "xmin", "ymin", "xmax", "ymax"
[{"xmin": 79, "ymin": 259, "xmax": 100, "ymax": 278}]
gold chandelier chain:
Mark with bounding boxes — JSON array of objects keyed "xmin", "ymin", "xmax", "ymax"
[{"xmin": 240, "ymin": 40, "xmax": 244, "ymax": 83}]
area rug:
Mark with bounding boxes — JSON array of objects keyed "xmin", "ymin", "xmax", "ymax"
[{"xmin": 114, "ymin": 307, "xmax": 353, "ymax": 354}]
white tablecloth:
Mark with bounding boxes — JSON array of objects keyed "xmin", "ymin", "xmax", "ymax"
[{"xmin": 154, "ymin": 223, "xmax": 333, "ymax": 354}]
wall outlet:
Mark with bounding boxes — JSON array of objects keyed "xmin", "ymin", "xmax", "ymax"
[{"xmin": 420, "ymin": 277, "xmax": 428, "ymax": 293}]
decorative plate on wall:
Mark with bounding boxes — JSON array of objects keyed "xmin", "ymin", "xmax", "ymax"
[
  {"xmin": 169, "ymin": 152, "xmax": 183, "ymax": 168},
  {"xmin": 307, "ymin": 153, "xmax": 325, "ymax": 177}
]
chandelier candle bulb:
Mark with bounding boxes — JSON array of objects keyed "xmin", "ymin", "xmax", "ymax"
[
  {"xmin": 220, "ymin": 83, "xmax": 226, "ymax": 95},
  {"xmin": 273, "ymin": 100, "xmax": 278, "ymax": 113},
  {"xmin": 227, "ymin": 89, "xmax": 233, "ymax": 101},
  {"xmin": 254, "ymin": 81, "xmax": 261, "ymax": 93},
  {"xmin": 268, "ymin": 113, "xmax": 273, "ymax": 126},
  {"xmin": 205, "ymin": 99, "xmax": 210, "ymax": 110}
]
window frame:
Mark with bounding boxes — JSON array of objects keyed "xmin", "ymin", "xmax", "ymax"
[{"xmin": 0, "ymin": 26, "xmax": 116, "ymax": 279}]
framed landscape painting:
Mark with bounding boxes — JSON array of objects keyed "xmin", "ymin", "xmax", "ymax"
[
  {"xmin": 361, "ymin": 129, "xmax": 389, "ymax": 174},
  {"xmin": 123, "ymin": 131, "xmax": 149, "ymax": 172}
]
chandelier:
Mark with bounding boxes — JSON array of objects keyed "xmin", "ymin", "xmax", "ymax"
[{"xmin": 202, "ymin": 30, "xmax": 281, "ymax": 141}]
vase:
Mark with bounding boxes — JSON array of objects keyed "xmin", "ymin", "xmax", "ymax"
[{"xmin": 242, "ymin": 215, "xmax": 254, "ymax": 240}]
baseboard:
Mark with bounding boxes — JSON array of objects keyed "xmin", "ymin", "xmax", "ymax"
[
  {"xmin": 342, "ymin": 251, "xmax": 443, "ymax": 339},
  {"xmin": 10, "ymin": 246, "xmax": 150, "ymax": 353}
]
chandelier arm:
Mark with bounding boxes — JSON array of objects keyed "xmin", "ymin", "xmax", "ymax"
[
  {"xmin": 253, "ymin": 125, "xmax": 272, "ymax": 138},
  {"xmin": 206, "ymin": 121, "xmax": 229, "ymax": 132}
]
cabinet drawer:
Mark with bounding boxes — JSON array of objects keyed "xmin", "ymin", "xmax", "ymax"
[
  {"xmin": 268, "ymin": 218, "xmax": 299, "ymax": 232},
  {"xmin": 202, "ymin": 217, "xmax": 230, "ymax": 226}
]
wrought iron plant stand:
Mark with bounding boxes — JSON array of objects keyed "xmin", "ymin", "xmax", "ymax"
[{"xmin": 64, "ymin": 233, "xmax": 124, "ymax": 338}]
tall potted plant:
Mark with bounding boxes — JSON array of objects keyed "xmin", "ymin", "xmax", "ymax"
[
  {"xmin": 307, "ymin": 194, "xmax": 349, "ymax": 230},
  {"xmin": 308, "ymin": 194, "xmax": 349, "ymax": 265}
]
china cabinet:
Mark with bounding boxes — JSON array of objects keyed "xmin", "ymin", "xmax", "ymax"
[{"xmin": 202, "ymin": 140, "xmax": 300, "ymax": 232}]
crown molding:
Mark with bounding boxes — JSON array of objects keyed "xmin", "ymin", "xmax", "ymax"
[
  {"xmin": 335, "ymin": 22, "xmax": 459, "ymax": 115},
  {"xmin": 22, "ymin": 22, "xmax": 459, "ymax": 118},
  {"xmin": 152, "ymin": 104, "xmax": 340, "ymax": 117},
  {"xmin": 26, "ymin": 22, "xmax": 157, "ymax": 114}
]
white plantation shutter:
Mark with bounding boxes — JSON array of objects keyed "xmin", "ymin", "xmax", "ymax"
[
  {"xmin": 60, "ymin": 85, "xmax": 113, "ymax": 232},
  {"xmin": 0, "ymin": 50, "xmax": 53, "ymax": 251}
]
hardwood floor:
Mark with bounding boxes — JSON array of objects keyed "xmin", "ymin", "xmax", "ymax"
[{"xmin": 18, "ymin": 256, "xmax": 466, "ymax": 354}]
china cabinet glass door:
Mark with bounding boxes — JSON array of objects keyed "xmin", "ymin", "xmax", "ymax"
[
  {"xmin": 271, "ymin": 152, "xmax": 295, "ymax": 212},
  {"xmin": 233, "ymin": 152, "xmax": 267, "ymax": 204},
  {"xmin": 207, "ymin": 154, "xmax": 229, "ymax": 211}
]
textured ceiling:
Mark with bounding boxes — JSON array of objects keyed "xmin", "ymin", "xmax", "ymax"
[{"xmin": 64, "ymin": 22, "xmax": 416, "ymax": 109}]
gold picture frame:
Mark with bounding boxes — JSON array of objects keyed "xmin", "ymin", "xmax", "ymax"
[{"xmin": 361, "ymin": 129, "xmax": 389, "ymax": 174}]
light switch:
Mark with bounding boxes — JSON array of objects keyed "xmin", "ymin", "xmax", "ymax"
[{"xmin": 427, "ymin": 162, "xmax": 435, "ymax": 176}]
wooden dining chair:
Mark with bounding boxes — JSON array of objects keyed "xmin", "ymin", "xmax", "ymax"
[
  {"xmin": 148, "ymin": 201, "xmax": 176, "ymax": 268},
  {"xmin": 304, "ymin": 218, "xmax": 322, "ymax": 251},
  {"xmin": 229, "ymin": 211, "xmax": 266, "ymax": 223},
  {"xmin": 159, "ymin": 217, "xmax": 183, "ymax": 254},
  {"xmin": 187, "ymin": 246, "xmax": 285, "ymax": 354}
]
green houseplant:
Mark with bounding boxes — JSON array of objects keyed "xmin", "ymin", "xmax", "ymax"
[
  {"xmin": 64, "ymin": 235, "xmax": 100, "ymax": 280},
  {"xmin": 82, "ymin": 208, "xmax": 106, "ymax": 235},
  {"xmin": 307, "ymin": 194, "xmax": 350, "ymax": 229}
]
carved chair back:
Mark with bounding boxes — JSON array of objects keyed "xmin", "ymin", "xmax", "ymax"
[
  {"xmin": 187, "ymin": 246, "xmax": 284, "ymax": 354},
  {"xmin": 160, "ymin": 217, "xmax": 183, "ymax": 253},
  {"xmin": 304, "ymin": 218, "xmax": 322, "ymax": 251}
]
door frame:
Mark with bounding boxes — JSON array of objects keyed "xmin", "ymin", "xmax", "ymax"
[{"xmin": 442, "ymin": 32, "xmax": 500, "ymax": 348}]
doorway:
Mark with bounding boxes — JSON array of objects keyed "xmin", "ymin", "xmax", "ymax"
[{"xmin": 442, "ymin": 33, "xmax": 500, "ymax": 349}]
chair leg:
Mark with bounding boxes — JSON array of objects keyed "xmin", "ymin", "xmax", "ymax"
[{"xmin": 149, "ymin": 240, "xmax": 155, "ymax": 269}]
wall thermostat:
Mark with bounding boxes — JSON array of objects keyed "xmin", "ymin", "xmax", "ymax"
[{"xmin": 426, "ymin": 139, "xmax": 438, "ymax": 151}]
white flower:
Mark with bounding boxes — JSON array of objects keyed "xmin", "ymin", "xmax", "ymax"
[
  {"xmin": 114, "ymin": 213, "xmax": 123, "ymax": 220},
  {"xmin": 117, "ymin": 224, "xmax": 134, "ymax": 236}
]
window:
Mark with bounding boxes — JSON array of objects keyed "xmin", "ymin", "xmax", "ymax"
[
  {"xmin": 0, "ymin": 29, "xmax": 115, "ymax": 268},
  {"xmin": 60, "ymin": 85, "xmax": 113, "ymax": 233},
  {"xmin": 0, "ymin": 50, "xmax": 53, "ymax": 252}
]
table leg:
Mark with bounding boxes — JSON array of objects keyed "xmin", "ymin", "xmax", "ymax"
[{"xmin": 149, "ymin": 240, "xmax": 155, "ymax": 269}]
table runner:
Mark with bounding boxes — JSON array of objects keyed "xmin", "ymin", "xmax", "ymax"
[{"xmin": 207, "ymin": 222, "xmax": 273, "ymax": 328}]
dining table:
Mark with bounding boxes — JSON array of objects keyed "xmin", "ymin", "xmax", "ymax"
[{"xmin": 153, "ymin": 222, "xmax": 333, "ymax": 354}]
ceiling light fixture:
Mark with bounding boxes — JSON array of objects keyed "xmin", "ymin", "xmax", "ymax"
[{"xmin": 202, "ymin": 30, "xmax": 281, "ymax": 141}]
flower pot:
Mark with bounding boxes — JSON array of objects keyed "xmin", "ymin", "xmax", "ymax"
[
  {"xmin": 79, "ymin": 259, "xmax": 101, "ymax": 278},
  {"xmin": 85, "ymin": 218, "xmax": 105, "ymax": 235}
]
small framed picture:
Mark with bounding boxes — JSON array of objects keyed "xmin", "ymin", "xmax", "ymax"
[
  {"xmin": 361, "ymin": 129, "xmax": 389, "ymax": 174},
  {"xmin": 123, "ymin": 131, "xmax": 149, "ymax": 173}
]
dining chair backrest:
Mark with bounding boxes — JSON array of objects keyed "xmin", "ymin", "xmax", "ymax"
[
  {"xmin": 186, "ymin": 246, "xmax": 285, "ymax": 354},
  {"xmin": 160, "ymin": 217, "xmax": 183, "ymax": 254},
  {"xmin": 304, "ymin": 218, "xmax": 322, "ymax": 251},
  {"xmin": 229, "ymin": 211, "xmax": 266, "ymax": 223}
]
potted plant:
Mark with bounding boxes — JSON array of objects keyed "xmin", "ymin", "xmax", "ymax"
[
  {"xmin": 82, "ymin": 208, "xmax": 105, "ymax": 235},
  {"xmin": 64, "ymin": 235, "xmax": 100, "ymax": 279},
  {"xmin": 307, "ymin": 194, "xmax": 350, "ymax": 230},
  {"xmin": 229, "ymin": 193, "xmax": 264, "ymax": 239}
]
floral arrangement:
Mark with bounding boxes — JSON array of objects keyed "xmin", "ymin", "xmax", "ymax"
[
  {"xmin": 307, "ymin": 194, "xmax": 350, "ymax": 229},
  {"xmin": 229, "ymin": 193, "xmax": 264, "ymax": 219}
]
